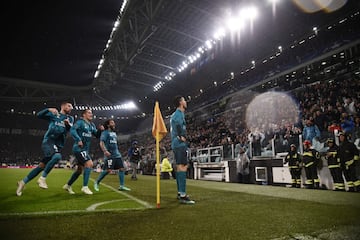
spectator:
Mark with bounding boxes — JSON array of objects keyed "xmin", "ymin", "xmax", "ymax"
[
  {"xmin": 302, "ymin": 118, "xmax": 321, "ymax": 143},
  {"xmin": 236, "ymin": 147, "xmax": 250, "ymax": 183}
]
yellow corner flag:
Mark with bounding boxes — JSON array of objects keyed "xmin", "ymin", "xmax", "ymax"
[
  {"xmin": 152, "ymin": 101, "xmax": 168, "ymax": 141},
  {"xmin": 152, "ymin": 101, "xmax": 168, "ymax": 208}
]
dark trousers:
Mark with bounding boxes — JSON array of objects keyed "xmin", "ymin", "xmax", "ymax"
[
  {"xmin": 329, "ymin": 167, "xmax": 345, "ymax": 190},
  {"xmin": 289, "ymin": 168, "xmax": 301, "ymax": 187},
  {"xmin": 304, "ymin": 165, "xmax": 319, "ymax": 189},
  {"xmin": 343, "ymin": 164, "xmax": 358, "ymax": 191},
  {"xmin": 161, "ymin": 172, "xmax": 170, "ymax": 179},
  {"xmin": 238, "ymin": 173, "xmax": 250, "ymax": 183}
]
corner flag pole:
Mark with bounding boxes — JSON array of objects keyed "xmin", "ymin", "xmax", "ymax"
[
  {"xmin": 152, "ymin": 101, "xmax": 167, "ymax": 209},
  {"xmin": 156, "ymin": 131, "xmax": 161, "ymax": 209}
]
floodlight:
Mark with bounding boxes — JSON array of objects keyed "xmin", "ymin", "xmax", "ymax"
[
  {"xmin": 313, "ymin": 26, "xmax": 318, "ymax": 35},
  {"xmin": 213, "ymin": 28, "xmax": 226, "ymax": 40},
  {"xmin": 240, "ymin": 6, "xmax": 258, "ymax": 21},
  {"xmin": 205, "ymin": 40, "xmax": 212, "ymax": 49},
  {"xmin": 226, "ymin": 16, "xmax": 244, "ymax": 32},
  {"xmin": 94, "ymin": 71, "xmax": 99, "ymax": 78}
]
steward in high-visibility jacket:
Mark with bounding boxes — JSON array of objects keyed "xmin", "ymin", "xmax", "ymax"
[
  {"xmin": 302, "ymin": 140, "xmax": 321, "ymax": 189},
  {"xmin": 338, "ymin": 131, "xmax": 360, "ymax": 192},
  {"xmin": 325, "ymin": 138, "xmax": 345, "ymax": 191},
  {"xmin": 284, "ymin": 144, "xmax": 301, "ymax": 188}
]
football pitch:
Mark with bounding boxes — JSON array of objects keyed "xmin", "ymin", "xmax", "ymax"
[{"xmin": 0, "ymin": 168, "xmax": 359, "ymax": 240}]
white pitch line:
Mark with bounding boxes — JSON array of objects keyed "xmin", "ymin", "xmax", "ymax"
[
  {"xmin": 86, "ymin": 199, "xmax": 131, "ymax": 211},
  {"xmin": 0, "ymin": 208, "xmax": 146, "ymax": 217},
  {"xmin": 93, "ymin": 180, "xmax": 153, "ymax": 209},
  {"xmin": 0, "ymin": 179, "xmax": 153, "ymax": 217}
]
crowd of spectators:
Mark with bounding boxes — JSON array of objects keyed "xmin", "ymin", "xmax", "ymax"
[{"xmin": 129, "ymin": 75, "xmax": 359, "ymax": 166}]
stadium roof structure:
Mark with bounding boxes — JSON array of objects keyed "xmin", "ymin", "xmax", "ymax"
[{"xmin": 1, "ymin": 0, "xmax": 359, "ymax": 116}]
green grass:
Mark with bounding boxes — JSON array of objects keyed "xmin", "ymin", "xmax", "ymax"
[{"xmin": 0, "ymin": 168, "xmax": 359, "ymax": 240}]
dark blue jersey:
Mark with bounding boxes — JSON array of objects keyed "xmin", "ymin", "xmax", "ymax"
[
  {"xmin": 100, "ymin": 130, "xmax": 121, "ymax": 160},
  {"xmin": 70, "ymin": 119, "xmax": 100, "ymax": 153},
  {"xmin": 170, "ymin": 109, "xmax": 187, "ymax": 149},
  {"xmin": 37, "ymin": 108, "xmax": 74, "ymax": 149},
  {"xmin": 128, "ymin": 146, "xmax": 141, "ymax": 162}
]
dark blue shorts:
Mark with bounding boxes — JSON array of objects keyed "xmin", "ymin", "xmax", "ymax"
[
  {"xmin": 173, "ymin": 146, "xmax": 188, "ymax": 165},
  {"xmin": 103, "ymin": 157, "xmax": 124, "ymax": 170},
  {"xmin": 41, "ymin": 141, "xmax": 60, "ymax": 158},
  {"xmin": 74, "ymin": 151, "xmax": 92, "ymax": 166}
]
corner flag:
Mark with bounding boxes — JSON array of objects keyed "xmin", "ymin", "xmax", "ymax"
[
  {"xmin": 152, "ymin": 101, "xmax": 168, "ymax": 141},
  {"xmin": 152, "ymin": 101, "xmax": 168, "ymax": 208}
]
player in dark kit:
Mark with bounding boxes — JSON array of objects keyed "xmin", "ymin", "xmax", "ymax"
[
  {"xmin": 16, "ymin": 101, "xmax": 74, "ymax": 196},
  {"xmin": 94, "ymin": 119, "xmax": 131, "ymax": 192},
  {"xmin": 128, "ymin": 140, "xmax": 141, "ymax": 180},
  {"xmin": 63, "ymin": 109, "xmax": 103, "ymax": 195}
]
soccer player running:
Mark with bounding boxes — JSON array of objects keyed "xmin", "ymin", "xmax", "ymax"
[
  {"xmin": 16, "ymin": 101, "xmax": 74, "ymax": 196},
  {"xmin": 170, "ymin": 96, "xmax": 195, "ymax": 204},
  {"xmin": 63, "ymin": 109, "xmax": 103, "ymax": 195},
  {"xmin": 94, "ymin": 119, "xmax": 131, "ymax": 192}
]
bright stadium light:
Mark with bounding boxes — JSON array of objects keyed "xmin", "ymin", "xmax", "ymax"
[
  {"xmin": 205, "ymin": 40, "xmax": 212, "ymax": 49},
  {"xmin": 226, "ymin": 16, "xmax": 245, "ymax": 32},
  {"xmin": 213, "ymin": 28, "xmax": 226, "ymax": 40},
  {"xmin": 240, "ymin": 6, "xmax": 258, "ymax": 21},
  {"xmin": 313, "ymin": 26, "xmax": 318, "ymax": 35},
  {"xmin": 94, "ymin": 70, "xmax": 99, "ymax": 78}
]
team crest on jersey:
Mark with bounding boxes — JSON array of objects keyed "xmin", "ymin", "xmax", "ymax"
[{"xmin": 55, "ymin": 121, "xmax": 65, "ymax": 127}]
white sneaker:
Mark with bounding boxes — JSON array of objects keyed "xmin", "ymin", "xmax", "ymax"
[
  {"xmin": 37, "ymin": 177, "xmax": 48, "ymax": 189},
  {"xmin": 63, "ymin": 184, "xmax": 75, "ymax": 194},
  {"xmin": 16, "ymin": 180, "xmax": 25, "ymax": 196},
  {"xmin": 81, "ymin": 186, "xmax": 93, "ymax": 195}
]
